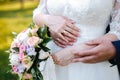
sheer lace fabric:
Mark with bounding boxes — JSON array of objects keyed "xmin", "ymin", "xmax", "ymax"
[{"xmin": 109, "ymin": 0, "xmax": 120, "ymax": 39}]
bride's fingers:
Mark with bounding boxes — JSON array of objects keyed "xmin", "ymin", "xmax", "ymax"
[
  {"xmin": 73, "ymin": 48, "xmax": 99, "ymax": 63},
  {"xmin": 55, "ymin": 38, "xmax": 67, "ymax": 45},
  {"xmin": 74, "ymin": 50, "xmax": 93, "ymax": 57},
  {"xmin": 55, "ymin": 35, "xmax": 75, "ymax": 46},
  {"xmin": 64, "ymin": 26, "xmax": 80, "ymax": 37},
  {"xmin": 58, "ymin": 33, "xmax": 68, "ymax": 42},
  {"xmin": 72, "ymin": 55, "xmax": 97, "ymax": 63},
  {"xmin": 62, "ymin": 30, "xmax": 77, "ymax": 41},
  {"xmin": 66, "ymin": 22, "xmax": 80, "ymax": 31},
  {"xmin": 54, "ymin": 40, "xmax": 66, "ymax": 48},
  {"xmin": 64, "ymin": 36, "xmax": 75, "ymax": 45},
  {"xmin": 85, "ymin": 39, "xmax": 101, "ymax": 45}
]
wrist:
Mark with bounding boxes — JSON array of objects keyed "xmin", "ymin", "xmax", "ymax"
[
  {"xmin": 51, "ymin": 54, "xmax": 60, "ymax": 64},
  {"xmin": 102, "ymin": 33, "xmax": 118, "ymax": 41},
  {"xmin": 109, "ymin": 41, "xmax": 117, "ymax": 66},
  {"xmin": 33, "ymin": 13, "xmax": 51, "ymax": 27},
  {"xmin": 109, "ymin": 41, "xmax": 120, "ymax": 65}
]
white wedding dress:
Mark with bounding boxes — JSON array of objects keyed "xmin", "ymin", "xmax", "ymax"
[{"xmin": 33, "ymin": 0, "xmax": 120, "ymax": 80}]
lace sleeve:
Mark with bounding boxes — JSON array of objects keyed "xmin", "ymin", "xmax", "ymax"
[
  {"xmin": 109, "ymin": 0, "xmax": 120, "ymax": 39},
  {"xmin": 33, "ymin": 0, "xmax": 49, "ymax": 19}
]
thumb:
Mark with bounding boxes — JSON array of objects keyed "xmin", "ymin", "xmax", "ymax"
[{"xmin": 85, "ymin": 39, "xmax": 101, "ymax": 45}]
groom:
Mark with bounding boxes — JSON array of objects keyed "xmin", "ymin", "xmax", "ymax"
[{"xmin": 74, "ymin": 39, "xmax": 120, "ymax": 74}]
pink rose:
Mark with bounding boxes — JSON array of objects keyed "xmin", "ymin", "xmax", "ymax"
[
  {"xmin": 20, "ymin": 44, "xmax": 26, "ymax": 53},
  {"xmin": 12, "ymin": 66, "xmax": 18, "ymax": 73},
  {"xmin": 19, "ymin": 44, "xmax": 25, "ymax": 60},
  {"xmin": 19, "ymin": 52, "xmax": 24, "ymax": 60},
  {"xmin": 27, "ymin": 36, "xmax": 40, "ymax": 47}
]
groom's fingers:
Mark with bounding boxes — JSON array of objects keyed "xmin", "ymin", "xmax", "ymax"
[
  {"xmin": 74, "ymin": 49, "xmax": 97, "ymax": 57},
  {"xmin": 73, "ymin": 48, "xmax": 100, "ymax": 63},
  {"xmin": 85, "ymin": 39, "xmax": 101, "ymax": 45},
  {"xmin": 73, "ymin": 55, "xmax": 97, "ymax": 63}
]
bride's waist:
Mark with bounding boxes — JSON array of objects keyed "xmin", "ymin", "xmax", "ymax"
[
  {"xmin": 74, "ymin": 33, "xmax": 105, "ymax": 45},
  {"xmin": 76, "ymin": 24, "xmax": 106, "ymax": 39}
]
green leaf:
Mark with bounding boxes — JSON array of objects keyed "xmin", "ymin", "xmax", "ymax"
[
  {"xmin": 31, "ymin": 68, "xmax": 36, "ymax": 78},
  {"xmin": 28, "ymin": 31, "xmax": 33, "ymax": 37},
  {"xmin": 29, "ymin": 22, "xmax": 35, "ymax": 29},
  {"xmin": 42, "ymin": 37, "xmax": 52, "ymax": 44},
  {"xmin": 37, "ymin": 25, "xmax": 50, "ymax": 39},
  {"xmin": 12, "ymin": 47, "xmax": 19, "ymax": 52},
  {"xmin": 39, "ymin": 44, "xmax": 50, "ymax": 52},
  {"xmin": 38, "ymin": 56, "xmax": 49, "ymax": 62},
  {"xmin": 37, "ymin": 28, "xmax": 42, "ymax": 38},
  {"xmin": 12, "ymin": 32, "xmax": 17, "ymax": 37},
  {"xmin": 42, "ymin": 25, "xmax": 48, "ymax": 37},
  {"xmin": 36, "ymin": 67, "xmax": 43, "ymax": 80},
  {"xmin": 5, "ymin": 49, "xmax": 11, "ymax": 53}
]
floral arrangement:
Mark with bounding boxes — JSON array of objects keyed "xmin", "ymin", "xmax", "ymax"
[{"xmin": 9, "ymin": 23, "xmax": 51, "ymax": 80}]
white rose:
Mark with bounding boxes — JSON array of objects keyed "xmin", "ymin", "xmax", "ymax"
[
  {"xmin": 17, "ymin": 64, "xmax": 25, "ymax": 73},
  {"xmin": 28, "ymin": 50, "xmax": 37, "ymax": 56},
  {"xmin": 13, "ymin": 39, "xmax": 19, "ymax": 44},
  {"xmin": 39, "ymin": 50, "xmax": 50, "ymax": 59},
  {"xmin": 9, "ymin": 54, "xmax": 19, "ymax": 65},
  {"xmin": 16, "ymin": 30, "xmax": 29, "ymax": 42}
]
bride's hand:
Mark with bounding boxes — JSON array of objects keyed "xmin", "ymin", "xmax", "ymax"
[
  {"xmin": 51, "ymin": 43, "xmax": 95, "ymax": 66},
  {"xmin": 51, "ymin": 47, "xmax": 74, "ymax": 66},
  {"xmin": 45, "ymin": 15, "xmax": 80, "ymax": 48}
]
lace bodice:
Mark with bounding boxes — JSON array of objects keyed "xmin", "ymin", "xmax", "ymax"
[{"xmin": 33, "ymin": 0, "xmax": 120, "ymax": 40}]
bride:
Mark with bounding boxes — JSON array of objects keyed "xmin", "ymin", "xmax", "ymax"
[{"xmin": 33, "ymin": 0, "xmax": 120, "ymax": 80}]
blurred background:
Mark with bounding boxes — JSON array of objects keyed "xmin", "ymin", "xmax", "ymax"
[{"xmin": 0, "ymin": 0, "xmax": 39, "ymax": 80}]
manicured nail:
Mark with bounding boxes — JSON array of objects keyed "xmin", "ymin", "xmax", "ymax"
[
  {"xmin": 74, "ymin": 39, "xmax": 77, "ymax": 42},
  {"xmin": 70, "ymin": 43, "xmax": 73, "ymax": 45}
]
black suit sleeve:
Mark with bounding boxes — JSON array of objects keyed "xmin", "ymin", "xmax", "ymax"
[
  {"xmin": 109, "ymin": 40, "xmax": 120, "ymax": 65},
  {"xmin": 113, "ymin": 40, "xmax": 120, "ymax": 63},
  {"xmin": 111, "ymin": 40, "xmax": 120, "ymax": 74},
  {"xmin": 112, "ymin": 40, "xmax": 120, "ymax": 57}
]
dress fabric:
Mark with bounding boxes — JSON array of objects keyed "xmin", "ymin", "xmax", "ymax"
[{"xmin": 33, "ymin": 0, "xmax": 120, "ymax": 80}]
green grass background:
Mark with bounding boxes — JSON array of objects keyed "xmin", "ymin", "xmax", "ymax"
[{"xmin": 0, "ymin": 1, "xmax": 39, "ymax": 80}]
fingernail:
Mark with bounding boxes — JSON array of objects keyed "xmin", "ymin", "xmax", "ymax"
[
  {"xmin": 74, "ymin": 40, "xmax": 77, "ymax": 42},
  {"xmin": 70, "ymin": 43, "xmax": 73, "ymax": 45}
]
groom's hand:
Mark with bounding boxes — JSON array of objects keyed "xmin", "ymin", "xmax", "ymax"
[{"xmin": 73, "ymin": 38, "xmax": 116, "ymax": 63}]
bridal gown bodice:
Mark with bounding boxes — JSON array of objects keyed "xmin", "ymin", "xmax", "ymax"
[{"xmin": 33, "ymin": 0, "xmax": 120, "ymax": 80}]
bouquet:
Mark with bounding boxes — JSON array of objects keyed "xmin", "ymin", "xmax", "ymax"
[{"xmin": 8, "ymin": 23, "xmax": 51, "ymax": 80}]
